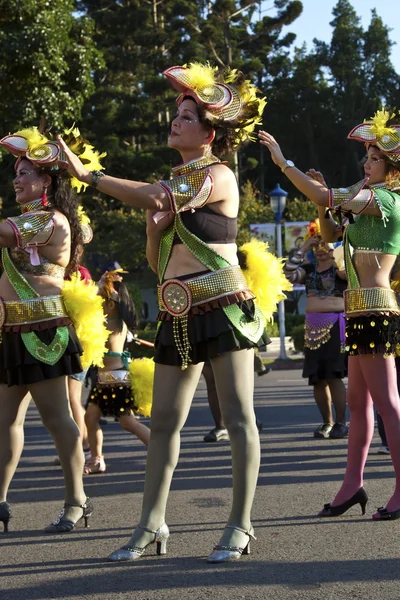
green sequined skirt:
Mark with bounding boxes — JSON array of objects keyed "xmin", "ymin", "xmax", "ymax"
[{"xmin": 0, "ymin": 324, "xmax": 83, "ymax": 386}]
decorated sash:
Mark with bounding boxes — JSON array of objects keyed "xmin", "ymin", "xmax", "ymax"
[{"xmin": 1, "ymin": 248, "xmax": 69, "ymax": 365}]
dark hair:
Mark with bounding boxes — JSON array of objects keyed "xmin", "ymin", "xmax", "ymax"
[
  {"xmin": 195, "ymin": 101, "xmax": 237, "ymax": 156},
  {"xmin": 20, "ymin": 158, "xmax": 84, "ymax": 276},
  {"xmin": 182, "ymin": 88, "xmax": 249, "ymax": 157},
  {"xmin": 362, "ymin": 145, "xmax": 400, "ymax": 189},
  {"xmin": 113, "ymin": 281, "xmax": 137, "ymax": 330}
]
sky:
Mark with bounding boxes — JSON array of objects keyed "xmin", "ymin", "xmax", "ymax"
[{"xmin": 270, "ymin": 0, "xmax": 400, "ymax": 73}]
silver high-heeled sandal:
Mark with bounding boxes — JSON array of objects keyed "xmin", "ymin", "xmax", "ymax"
[
  {"xmin": 107, "ymin": 523, "xmax": 170, "ymax": 562},
  {"xmin": 207, "ymin": 525, "xmax": 256, "ymax": 563}
]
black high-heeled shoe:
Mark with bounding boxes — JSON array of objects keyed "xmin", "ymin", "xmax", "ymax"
[
  {"xmin": 319, "ymin": 487, "xmax": 368, "ymax": 517},
  {"xmin": 372, "ymin": 506, "xmax": 400, "ymax": 520},
  {"xmin": 0, "ymin": 502, "xmax": 12, "ymax": 533},
  {"xmin": 44, "ymin": 497, "xmax": 93, "ymax": 533}
]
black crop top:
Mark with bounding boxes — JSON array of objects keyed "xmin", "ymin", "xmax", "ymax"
[
  {"xmin": 173, "ymin": 205, "xmax": 237, "ymax": 244},
  {"xmin": 303, "ymin": 263, "xmax": 346, "ymax": 298}
]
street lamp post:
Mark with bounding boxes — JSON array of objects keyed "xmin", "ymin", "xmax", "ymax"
[{"xmin": 269, "ymin": 184, "xmax": 289, "ymax": 360}]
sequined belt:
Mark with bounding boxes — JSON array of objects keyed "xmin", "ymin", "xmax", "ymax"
[
  {"xmin": 2, "ymin": 295, "xmax": 68, "ymax": 326},
  {"xmin": 157, "ymin": 266, "xmax": 249, "ymax": 316},
  {"xmin": 344, "ymin": 288, "xmax": 400, "ymax": 316},
  {"xmin": 97, "ymin": 370, "xmax": 130, "ymax": 387}
]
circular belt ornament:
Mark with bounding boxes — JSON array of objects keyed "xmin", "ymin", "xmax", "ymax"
[
  {"xmin": 0, "ymin": 297, "xmax": 6, "ymax": 329},
  {"xmin": 161, "ymin": 279, "xmax": 192, "ymax": 316}
]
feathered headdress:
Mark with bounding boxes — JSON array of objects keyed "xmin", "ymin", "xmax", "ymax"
[
  {"xmin": 304, "ymin": 218, "xmax": 321, "ymax": 241},
  {"xmin": 0, "ymin": 124, "xmax": 106, "ymax": 192},
  {"xmin": 98, "ymin": 269, "xmax": 127, "ymax": 302},
  {"xmin": 164, "ymin": 62, "xmax": 266, "ymax": 147},
  {"xmin": 348, "ymin": 108, "xmax": 400, "ymax": 162}
]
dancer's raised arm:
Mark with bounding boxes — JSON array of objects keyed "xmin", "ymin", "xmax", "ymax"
[
  {"xmin": 258, "ymin": 130, "xmax": 329, "ymax": 205},
  {"xmin": 58, "ymin": 136, "xmax": 170, "ymax": 211}
]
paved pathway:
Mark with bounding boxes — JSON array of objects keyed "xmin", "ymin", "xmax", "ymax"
[{"xmin": 1, "ymin": 369, "xmax": 399, "ymax": 600}]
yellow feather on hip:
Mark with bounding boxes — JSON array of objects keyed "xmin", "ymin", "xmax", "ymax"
[
  {"xmin": 129, "ymin": 358, "xmax": 155, "ymax": 417},
  {"xmin": 62, "ymin": 274, "xmax": 108, "ymax": 369},
  {"xmin": 240, "ymin": 239, "xmax": 293, "ymax": 322}
]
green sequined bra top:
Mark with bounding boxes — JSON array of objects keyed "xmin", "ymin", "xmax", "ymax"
[{"xmin": 347, "ymin": 187, "xmax": 400, "ymax": 255}]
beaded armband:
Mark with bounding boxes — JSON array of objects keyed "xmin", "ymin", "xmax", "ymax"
[
  {"xmin": 329, "ymin": 179, "xmax": 374, "ymax": 215},
  {"xmin": 7, "ymin": 211, "xmax": 55, "ymax": 249},
  {"xmin": 159, "ymin": 170, "xmax": 213, "ymax": 213}
]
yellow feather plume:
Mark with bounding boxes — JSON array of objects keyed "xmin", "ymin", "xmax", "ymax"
[
  {"xmin": 368, "ymin": 108, "xmax": 396, "ymax": 139},
  {"xmin": 14, "ymin": 127, "xmax": 50, "ymax": 151},
  {"xmin": 62, "ymin": 274, "xmax": 109, "ymax": 368},
  {"xmin": 62, "ymin": 125, "xmax": 107, "ymax": 193},
  {"xmin": 129, "ymin": 358, "xmax": 155, "ymax": 417},
  {"xmin": 77, "ymin": 206, "xmax": 90, "ymax": 226},
  {"xmin": 240, "ymin": 239, "xmax": 292, "ymax": 322},
  {"xmin": 185, "ymin": 62, "xmax": 217, "ymax": 90}
]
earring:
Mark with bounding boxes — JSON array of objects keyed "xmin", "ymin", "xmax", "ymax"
[{"xmin": 41, "ymin": 188, "xmax": 48, "ymax": 207}]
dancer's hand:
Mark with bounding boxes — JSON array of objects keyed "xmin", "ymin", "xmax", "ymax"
[
  {"xmin": 57, "ymin": 136, "xmax": 91, "ymax": 184},
  {"xmin": 301, "ymin": 235, "xmax": 319, "ymax": 253},
  {"xmin": 306, "ymin": 168, "xmax": 327, "ymax": 187},
  {"xmin": 258, "ymin": 130, "xmax": 286, "ymax": 169}
]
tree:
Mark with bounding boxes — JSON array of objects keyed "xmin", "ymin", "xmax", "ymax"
[
  {"xmin": 75, "ymin": 0, "xmax": 306, "ymax": 273},
  {"xmin": 261, "ymin": 0, "xmax": 400, "ymax": 196},
  {"xmin": 0, "ymin": 0, "xmax": 103, "ymax": 214},
  {"xmin": 0, "ymin": 0, "xmax": 102, "ymax": 132}
]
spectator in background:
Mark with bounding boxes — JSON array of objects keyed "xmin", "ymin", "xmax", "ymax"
[{"xmin": 283, "ymin": 220, "xmax": 348, "ymax": 439}]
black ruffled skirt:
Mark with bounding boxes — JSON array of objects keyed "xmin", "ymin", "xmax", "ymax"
[
  {"xmin": 303, "ymin": 321, "xmax": 347, "ymax": 385},
  {"xmin": 345, "ymin": 314, "xmax": 400, "ymax": 356},
  {"xmin": 155, "ymin": 300, "xmax": 270, "ymax": 367},
  {"xmin": 0, "ymin": 325, "xmax": 83, "ymax": 387}
]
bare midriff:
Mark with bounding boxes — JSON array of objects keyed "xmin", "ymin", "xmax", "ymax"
[
  {"xmin": 305, "ymin": 295, "xmax": 345, "ymax": 313},
  {"xmin": 353, "ymin": 251, "xmax": 395, "ymax": 288},
  {"xmin": 0, "ymin": 272, "xmax": 64, "ymax": 301},
  {"xmin": 164, "ymin": 242, "xmax": 239, "ymax": 279},
  {"xmin": 100, "ymin": 323, "xmax": 128, "ymax": 372}
]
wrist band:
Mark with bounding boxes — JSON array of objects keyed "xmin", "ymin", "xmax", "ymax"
[{"xmin": 91, "ymin": 170, "xmax": 105, "ymax": 188}]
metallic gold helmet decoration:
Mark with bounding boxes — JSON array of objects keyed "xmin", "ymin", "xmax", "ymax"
[
  {"xmin": 348, "ymin": 108, "xmax": 400, "ymax": 162},
  {"xmin": 163, "ymin": 62, "xmax": 266, "ymax": 147},
  {"xmin": 0, "ymin": 124, "xmax": 106, "ymax": 192}
]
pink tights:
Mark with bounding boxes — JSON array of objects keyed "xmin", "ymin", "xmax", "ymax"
[{"xmin": 333, "ymin": 354, "xmax": 400, "ymax": 511}]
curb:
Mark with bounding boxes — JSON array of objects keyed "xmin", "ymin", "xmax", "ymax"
[{"xmin": 270, "ymin": 359, "xmax": 303, "ymax": 370}]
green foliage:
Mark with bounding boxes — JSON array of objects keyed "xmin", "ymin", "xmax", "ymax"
[
  {"xmin": 0, "ymin": 0, "xmax": 103, "ymax": 211},
  {"xmin": 0, "ymin": 1, "xmax": 103, "ymax": 131},
  {"xmin": 128, "ymin": 325, "xmax": 157, "ymax": 359},
  {"xmin": 124, "ymin": 282, "xmax": 143, "ymax": 321},
  {"xmin": 237, "ymin": 180, "xmax": 274, "ymax": 246},
  {"xmin": 290, "ymin": 323, "xmax": 305, "ymax": 353},
  {"xmin": 265, "ymin": 320, "xmax": 279, "ymax": 338},
  {"xmin": 284, "ymin": 197, "xmax": 318, "ymax": 223},
  {"xmin": 86, "ymin": 206, "xmax": 147, "ymax": 273},
  {"xmin": 284, "ymin": 313, "xmax": 305, "ymax": 337}
]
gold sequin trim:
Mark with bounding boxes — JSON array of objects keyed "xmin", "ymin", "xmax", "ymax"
[
  {"xmin": 4, "ymin": 295, "xmax": 68, "ymax": 325},
  {"xmin": 158, "ymin": 266, "xmax": 249, "ymax": 314},
  {"xmin": 344, "ymin": 287, "xmax": 400, "ymax": 315}
]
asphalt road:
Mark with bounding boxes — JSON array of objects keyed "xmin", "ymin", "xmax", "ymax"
[{"xmin": 1, "ymin": 367, "xmax": 399, "ymax": 600}]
